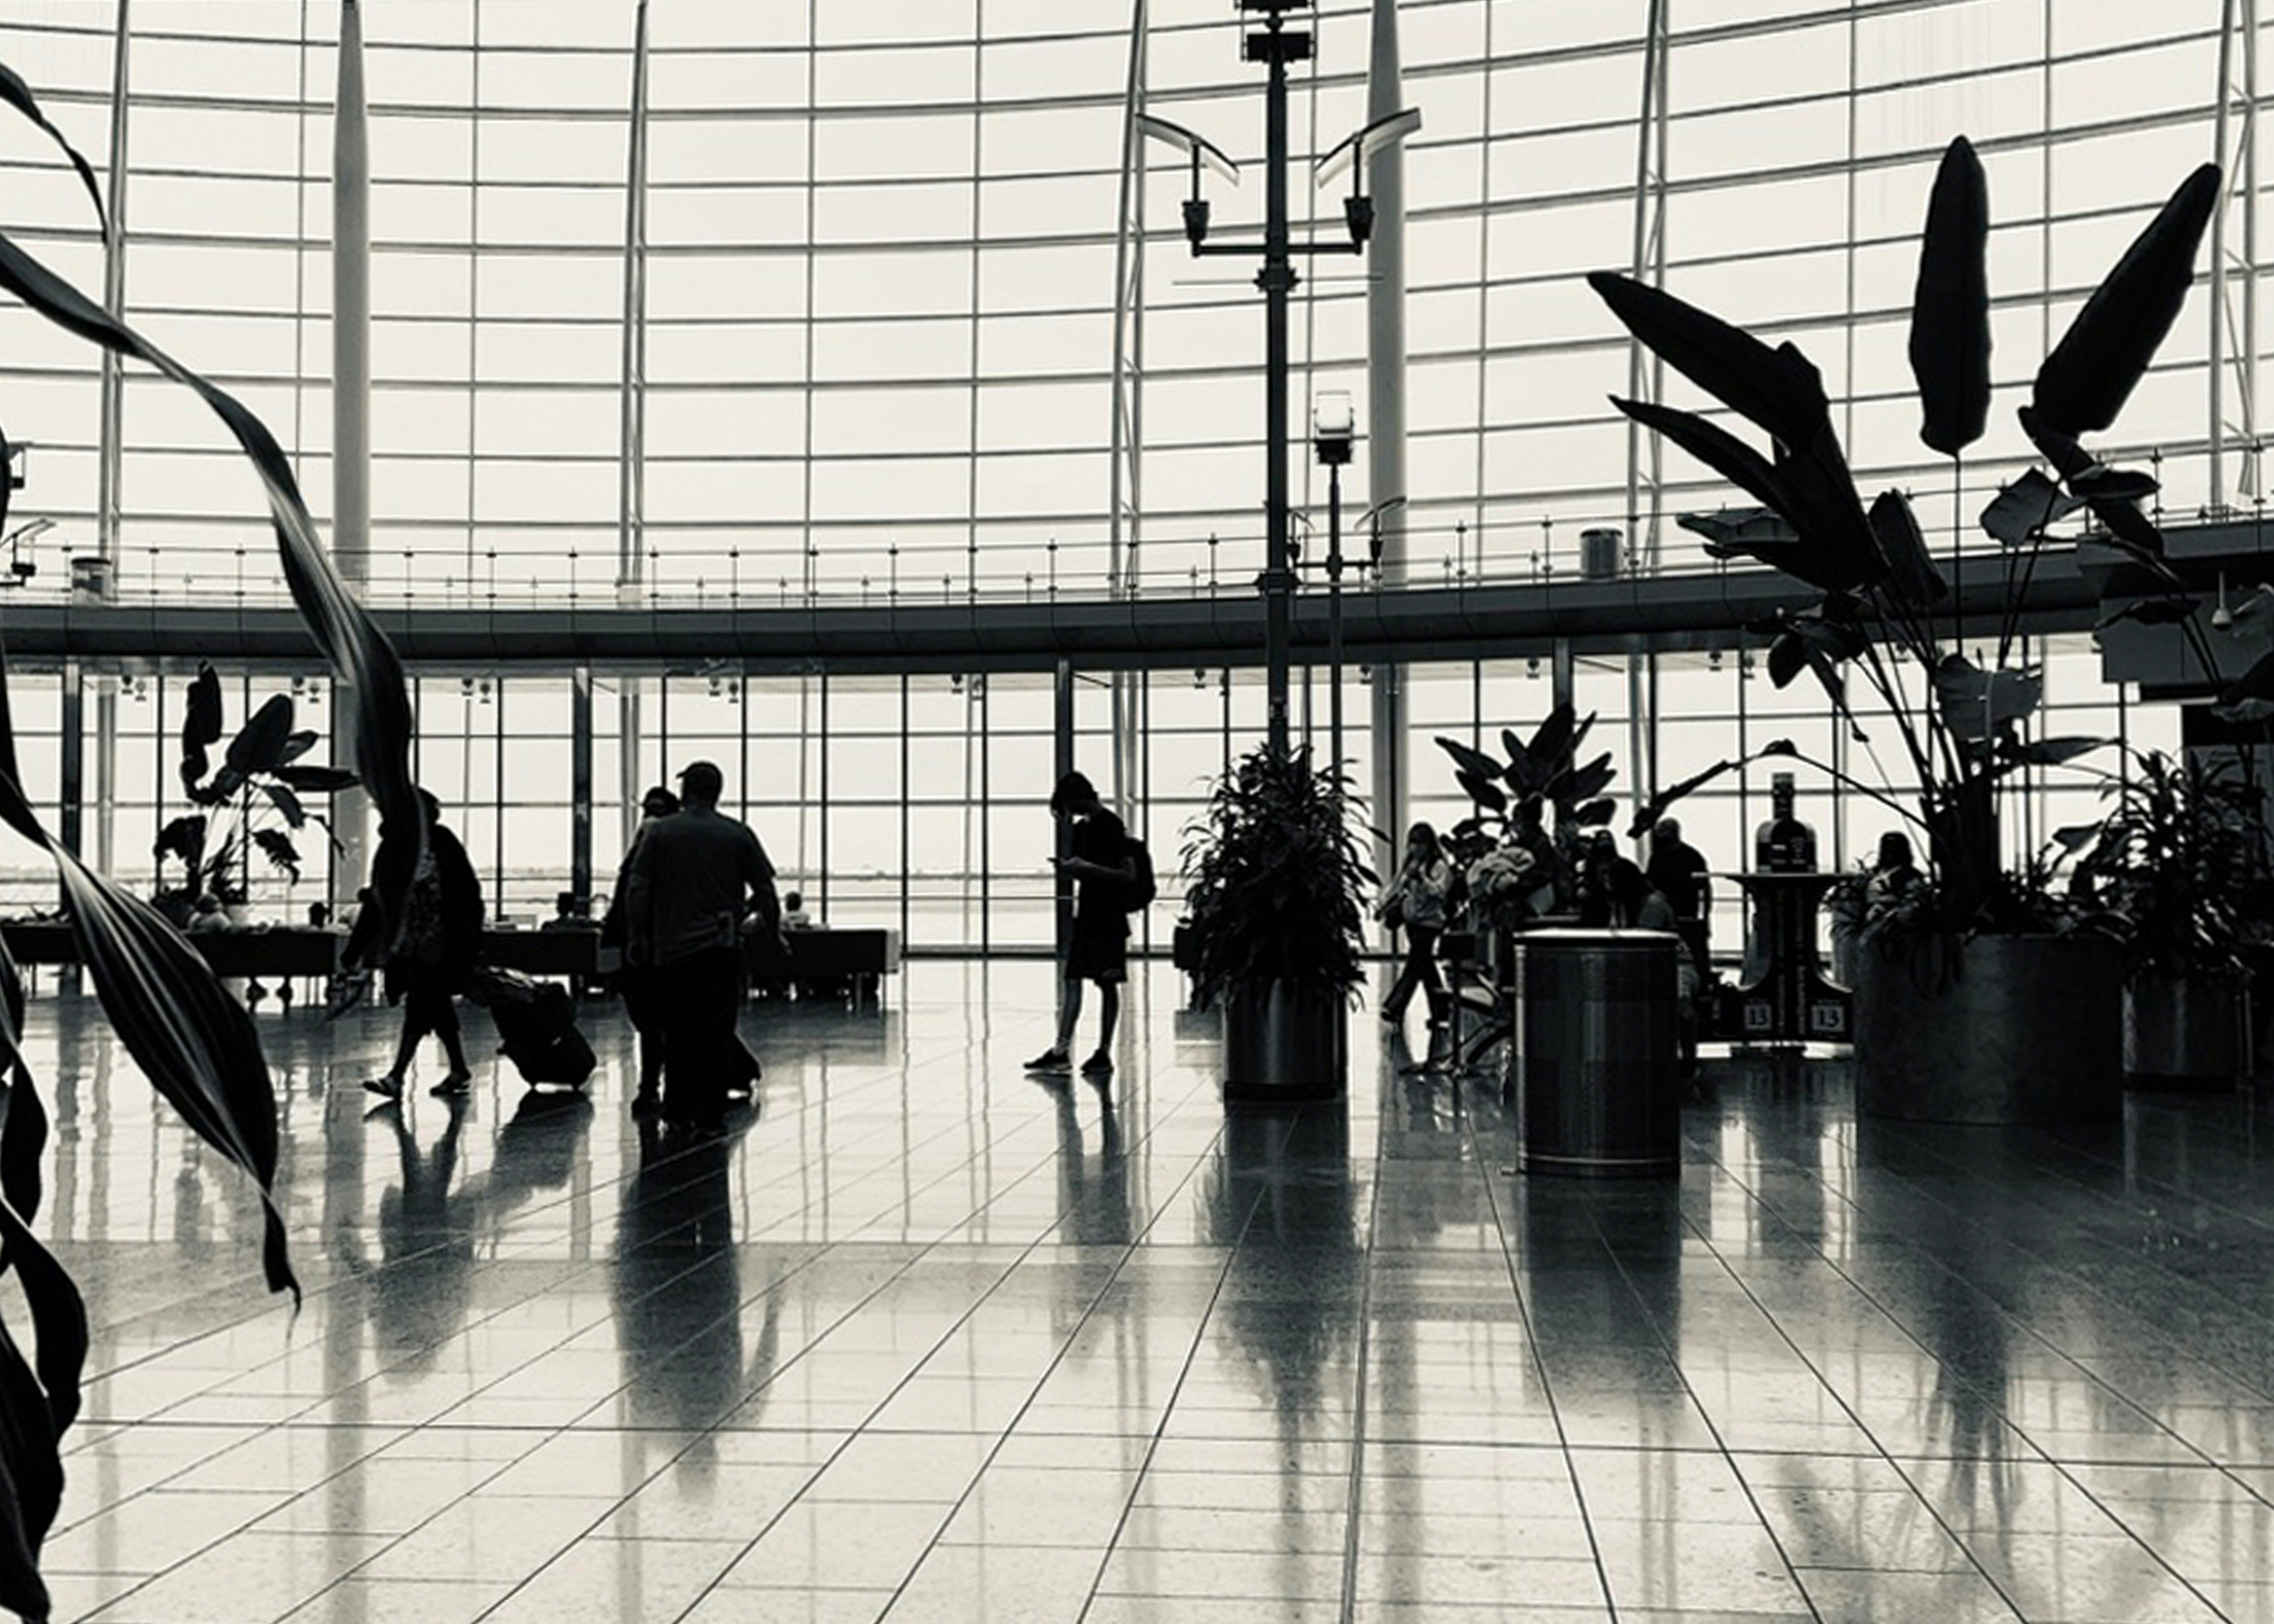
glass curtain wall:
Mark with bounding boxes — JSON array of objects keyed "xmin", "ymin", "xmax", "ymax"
[{"xmin": 0, "ymin": 4, "xmax": 2249, "ymax": 940}]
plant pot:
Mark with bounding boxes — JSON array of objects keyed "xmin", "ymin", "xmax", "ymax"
[
  {"xmin": 1851, "ymin": 932, "xmax": 2123, "ymax": 1125},
  {"xmin": 1222, "ymin": 977, "xmax": 1347, "ymax": 1103},
  {"xmin": 2125, "ymin": 971, "xmax": 2253, "ymax": 1090}
]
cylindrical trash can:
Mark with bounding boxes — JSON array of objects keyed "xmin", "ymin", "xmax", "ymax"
[
  {"xmin": 1578, "ymin": 527, "xmax": 1623, "ymax": 581},
  {"xmin": 1513, "ymin": 927, "xmax": 1680, "ymax": 1177}
]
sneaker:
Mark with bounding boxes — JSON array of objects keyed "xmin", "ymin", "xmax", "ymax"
[
  {"xmin": 1024, "ymin": 1048, "xmax": 1071, "ymax": 1072},
  {"xmin": 361, "ymin": 1075, "xmax": 403, "ymax": 1100},
  {"xmin": 1079, "ymin": 1051, "xmax": 1114, "ymax": 1077},
  {"xmin": 428, "ymin": 1071, "xmax": 472, "ymax": 1098}
]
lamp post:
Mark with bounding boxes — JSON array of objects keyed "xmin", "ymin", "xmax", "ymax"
[
  {"xmin": 1138, "ymin": 6, "xmax": 1418, "ymax": 758},
  {"xmin": 1311, "ymin": 389, "xmax": 1354, "ymax": 768}
]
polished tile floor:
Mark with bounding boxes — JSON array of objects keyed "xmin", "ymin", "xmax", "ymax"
[{"xmin": 15, "ymin": 960, "xmax": 2274, "ymax": 1622}]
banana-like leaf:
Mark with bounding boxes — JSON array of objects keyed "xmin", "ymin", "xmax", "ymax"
[
  {"xmin": 2069, "ymin": 465, "xmax": 2159, "ymax": 504},
  {"xmin": 253, "ymin": 827, "xmax": 301, "ymax": 882},
  {"xmin": 273, "ymin": 763, "xmax": 358, "ymax": 794},
  {"xmin": 0, "ymin": 649, "xmax": 296, "ymax": 1306},
  {"xmin": 1997, "ymin": 734, "xmax": 2110, "ymax": 769},
  {"xmin": 1611, "ymin": 395, "xmax": 1790, "ymax": 523},
  {"xmin": 1526, "ymin": 702, "xmax": 1579, "ymax": 769},
  {"xmin": 1455, "ymin": 769, "xmax": 1507, "ymax": 813},
  {"xmin": 2094, "ymin": 596, "xmax": 2200, "ymax": 632},
  {"xmin": 2218, "ymin": 647, "xmax": 2274, "ymax": 710},
  {"xmin": 1767, "ymin": 629, "xmax": 1810, "ymax": 690},
  {"xmin": 1980, "ymin": 468, "xmax": 2085, "ymax": 546},
  {"xmin": 0, "ymin": 229, "xmax": 419, "ymax": 849},
  {"xmin": 2016, "ymin": 406, "xmax": 2095, "ymax": 482},
  {"xmin": 1589, "ymin": 271, "xmax": 1829, "ymax": 450},
  {"xmin": 180, "ymin": 663, "xmax": 223, "ymax": 795},
  {"xmin": 196, "ymin": 765, "xmax": 244, "ymax": 810},
  {"xmin": 1571, "ymin": 797, "xmax": 1617, "ymax": 828},
  {"xmin": 0, "ymin": 62, "xmax": 105, "ymax": 236},
  {"xmin": 260, "ymin": 782, "xmax": 306, "ymax": 831},
  {"xmin": 2033, "ymin": 163, "xmax": 2221, "ymax": 436},
  {"xmin": 0, "ymin": 1197, "xmax": 86, "ymax": 1436},
  {"xmin": 1435, "ymin": 735, "xmax": 1501, "ymax": 782},
  {"xmin": 225, "ymin": 695, "xmax": 295, "ymax": 779},
  {"xmin": 1564, "ymin": 711, "xmax": 1597, "ymax": 767},
  {"xmin": 1626, "ymin": 756, "xmax": 1746, "ymax": 839},
  {"xmin": 1551, "ymin": 752, "xmax": 1617, "ymax": 809},
  {"xmin": 1933, "ymin": 654, "xmax": 2043, "ymax": 740},
  {"xmin": 279, "ymin": 730, "xmax": 319, "ymax": 766},
  {"xmin": 1910, "ymin": 136, "xmax": 1992, "ymax": 457},
  {"xmin": 2085, "ymin": 495, "xmax": 2167, "ymax": 561},
  {"xmin": 1867, "ymin": 489, "xmax": 1948, "ymax": 608},
  {"xmin": 0, "ymin": 1313, "xmax": 61, "ymax": 1623},
  {"xmin": 152, "ymin": 813, "xmax": 205, "ymax": 870}
]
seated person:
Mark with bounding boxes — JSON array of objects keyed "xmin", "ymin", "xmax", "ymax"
[
  {"xmin": 540, "ymin": 890, "xmax": 595, "ymax": 931},
  {"xmin": 781, "ymin": 889, "xmax": 818, "ymax": 931}
]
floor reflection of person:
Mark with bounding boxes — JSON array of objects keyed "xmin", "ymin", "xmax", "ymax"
[
  {"xmin": 367, "ymin": 1094, "xmax": 474, "ymax": 1371},
  {"xmin": 611, "ymin": 1123, "xmax": 782, "ymax": 1451}
]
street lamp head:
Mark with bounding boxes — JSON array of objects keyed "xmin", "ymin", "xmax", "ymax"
[
  {"xmin": 1312, "ymin": 389, "xmax": 1355, "ymax": 466},
  {"xmin": 1343, "ymin": 194, "xmax": 1375, "ymax": 246}
]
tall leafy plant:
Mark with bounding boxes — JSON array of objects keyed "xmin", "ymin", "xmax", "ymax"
[
  {"xmin": 2076, "ymin": 749, "xmax": 2270, "ymax": 980},
  {"xmin": 1180, "ymin": 745, "xmax": 1376, "ymax": 1004},
  {"xmin": 0, "ymin": 65, "xmax": 419, "ymax": 1620},
  {"xmin": 1592, "ymin": 137, "xmax": 2218, "ymax": 933},
  {"xmin": 153, "ymin": 663, "xmax": 358, "ymax": 913}
]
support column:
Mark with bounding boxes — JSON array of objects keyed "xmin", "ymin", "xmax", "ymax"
[
  {"xmin": 1054, "ymin": 658, "xmax": 1075, "ymax": 968},
  {"xmin": 617, "ymin": 0, "xmax": 652, "ymax": 602},
  {"xmin": 1366, "ymin": 0, "xmax": 1410, "ymax": 869},
  {"xmin": 331, "ymin": 0, "xmax": 372, "ymax": 898},
  {"xmin": 570, "ymin": 663, "xmax": 594, "ymax": 905},
  {"xmin": 60, "ymin": 663, "xmax": 84, "ymax": 994}
]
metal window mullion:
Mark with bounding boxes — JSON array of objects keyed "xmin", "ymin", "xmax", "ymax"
[{"xmin": 617, "ymin": 0, "xmax": 652, "ymax": 593}]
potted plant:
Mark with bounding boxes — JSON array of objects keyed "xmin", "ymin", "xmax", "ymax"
[
  {"xmin": 1180, "ymin": 744, "xmax": 1376, "ymax": 1101},
  {"xmin": 1436, "ymin": 700, "xmax": 1618, "ymax": 927},
  {"xmin": 152, "ymin": 663, "xmax": 358, "ymax": 924},
  {"xmin": 2078, "ymin": 748, "xmax": 2267, "ymax": 1086},
  {"xmin": 1595, "ymin": 136, "xmax": 2222, "ymax": 1124}
]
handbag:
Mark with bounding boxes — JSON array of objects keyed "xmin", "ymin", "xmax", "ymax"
[{"xmin": 1382, "ymin": 895, "xmax": 1406, "ymax": 931}]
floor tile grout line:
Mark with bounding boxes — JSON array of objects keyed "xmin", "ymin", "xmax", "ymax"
[
  {"xmin": 665, "ymin": 1065, "xmax": 1232, "ymax": 1624},
  {"xmin": 1700, "ymin": 1109, "xmax": 2253, "ymax": 1620},
  {"xmin": 63, "ymin": 999, "xmax": 1193, "ymax": 1622},
  {"xmin": 1456, "ymin": 1069, "xmax": 1626, "ymax": 1624},
  {"xmin": 1677, "ymin": 1100, "xmax": 2129, "ymax": 1622},
  {"xmin": 1734, "ymin": 1104, "xmax": 2274, "ymax": 1487},
  {"xmin": 1338, "ymin": 1067, "xmax": 1392, "ymax": 1624},
  {"xmin": 1821, "ymin": 1112, "xmax": 2274, "ymax": 1407},
  {"xmin": 1570, "ymin": 1175, "xmax": 1829, "ymax": 1624}
]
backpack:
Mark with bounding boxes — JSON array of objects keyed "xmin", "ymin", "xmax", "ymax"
[{"xmin": 1121, "ymin": 835, "xmax": 1158, "ymax": 913}]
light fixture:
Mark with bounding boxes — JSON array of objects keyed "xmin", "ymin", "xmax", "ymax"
[
  {"xmin": 1312, "ymin": 106, "xmax": 1423, "ymax": 249},
  {"xmin": 2, "ymin": 516, "xmax": 49, "ymax": 585},
  {"xmin": 2213, "ymin": 572, "xmax": 2234, "ymax": 630},
  {"xmin": 1134, "ymin": 114, "xmax": 1241, "ymax": 250},
  {"xmin": 1526, "ymin": 656, "xmax": 1541, "ymax": 680},
  {"xmin": 5, "ymin": 439, "xmax": 27, "ymax": 493},
  {"xmin": 1311, "ymin": 389, "xmax": 1355, "ymax": 468}
]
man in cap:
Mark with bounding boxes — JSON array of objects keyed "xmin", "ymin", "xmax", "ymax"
[{"xmin": 620, "ymin": 759, "xmax": 781, "ymax": 1133}]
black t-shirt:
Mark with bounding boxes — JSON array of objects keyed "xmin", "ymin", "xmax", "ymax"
[
  {"xmin": 1646, "ymin": 838, "xmax": 1710, "ymax": 919},
  {"xmin": 1072, "ymin": 807, "xmax": 1129, "ymax": 923}
]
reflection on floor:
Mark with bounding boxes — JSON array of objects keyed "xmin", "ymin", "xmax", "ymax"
[{"xmin": 17, "ymin": 960, "xmax": 2274, "ymax": 1622}]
